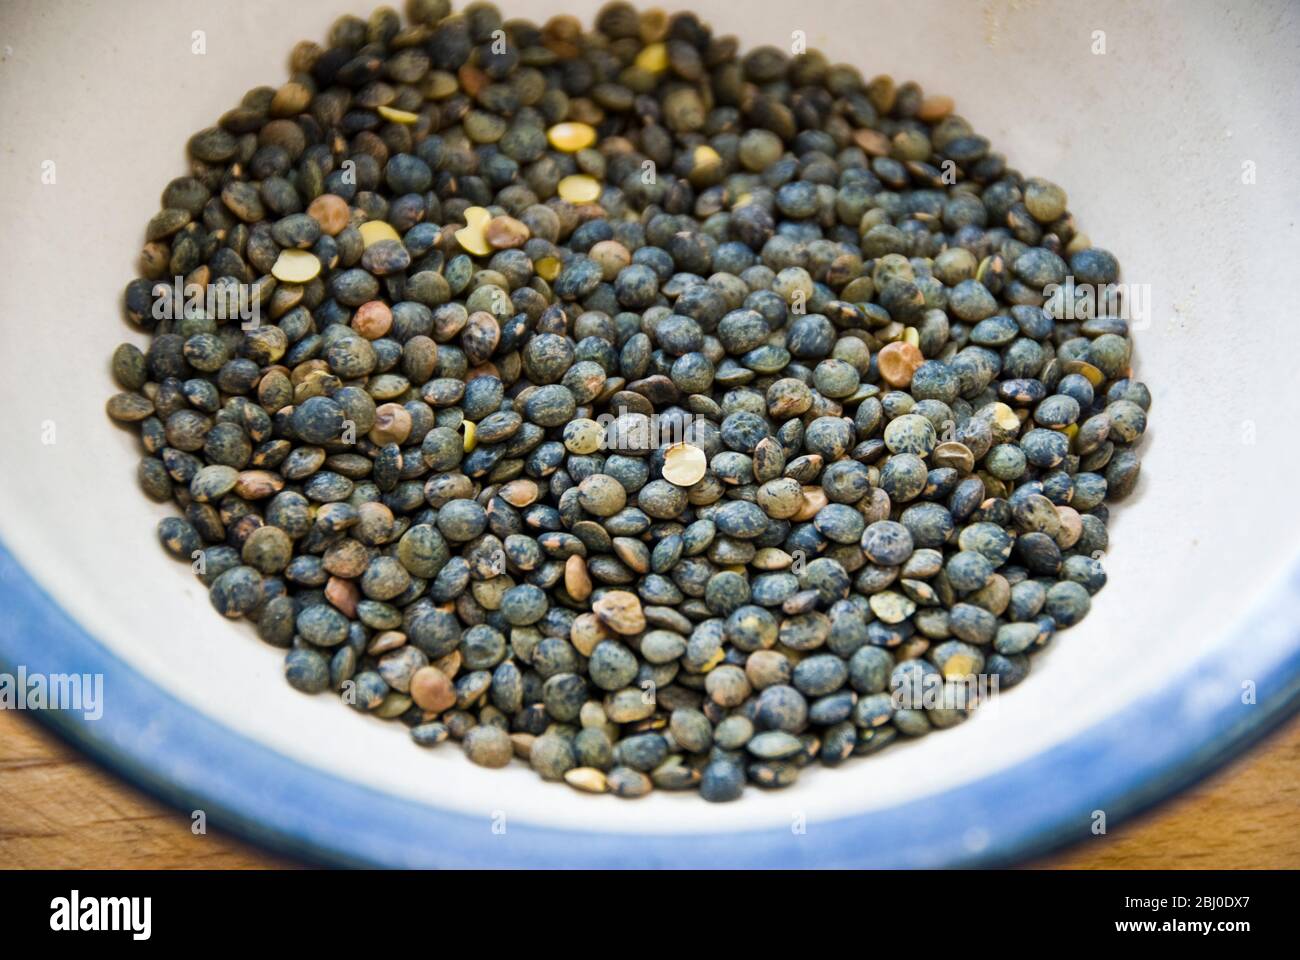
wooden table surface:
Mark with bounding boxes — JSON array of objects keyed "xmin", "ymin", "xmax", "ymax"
[{"xmin": 2, "ymin": 708, "xmax": 1297, "ymax": 869}]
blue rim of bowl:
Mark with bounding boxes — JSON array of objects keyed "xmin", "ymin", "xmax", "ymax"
[{"xmin": 2, "ymin": 534, "xmax": 1299, "ymax": 868}]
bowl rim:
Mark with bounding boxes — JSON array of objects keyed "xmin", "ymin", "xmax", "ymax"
[{"xmin": 2, "ymin": 535, "xmax": 1298, "ymax": 868}]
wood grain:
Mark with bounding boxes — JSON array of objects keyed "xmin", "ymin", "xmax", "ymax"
[
  {"xmin": 0, "ymin": 711, "xmax": 291, "ymax": 869},
  {"xmin": 1040, "ymin": 717, "xmax": 1300, "ymax": 869},
  {"xmin": 1, "ymin": 708, "xmax": 1296, "ymax": 869}
]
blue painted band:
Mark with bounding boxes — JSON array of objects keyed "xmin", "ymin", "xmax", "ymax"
[{"xmin": 1, "ymin": 537, "xmax": 1297, "ymax": 868}]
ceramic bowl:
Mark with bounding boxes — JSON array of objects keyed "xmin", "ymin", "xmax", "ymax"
[{"xmin": 1, "ymin": 0, "xmax": 1297, "ymax": 867}]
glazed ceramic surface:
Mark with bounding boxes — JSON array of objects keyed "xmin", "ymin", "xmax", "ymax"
[{"xmin": 0, "ymin": 0, "xmax": 1297, "ymax": 866}]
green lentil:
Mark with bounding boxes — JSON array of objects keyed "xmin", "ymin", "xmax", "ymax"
[{"xmin": 108, "ymin": 0, "xmax": 1148, "ymax": 806}]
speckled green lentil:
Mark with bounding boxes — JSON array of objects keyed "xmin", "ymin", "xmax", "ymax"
[{"xmin": 109, "ymin": 0, "xmax": 1147, "ymax": 805}]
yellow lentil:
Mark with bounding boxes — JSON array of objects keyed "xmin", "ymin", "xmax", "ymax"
[
  {"xmin": 546, "ymin": 121, "xmax": 597, "ymax": 152},
  {"xmin": 358, "ymin": 220, "xmax": 401, "ymax": 248},
  {"xmin": 271, "ymin": 249, "xmax": 321, "ymax": 283},
  {"xmin": 454, "ymin": 206, "xmax": 493, "ymax": 256},
  {"xmin": 558, "ymin": 174, "xmax": 601, "ymax": 204}
]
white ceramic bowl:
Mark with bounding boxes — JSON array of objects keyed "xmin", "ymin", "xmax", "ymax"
[{"xmin": 1, "ymin": 0, "xmax": 1297, "ymax": 866}]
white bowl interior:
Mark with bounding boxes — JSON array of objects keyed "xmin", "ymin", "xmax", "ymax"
[{"xmin": 1, "ymin": 0, "xmax": 1297, "ymax": 837}]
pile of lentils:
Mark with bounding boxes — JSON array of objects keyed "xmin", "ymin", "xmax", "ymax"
[{"xmin": 105, "ymin": 0, "xmax": 1151, "ymax": 801}]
